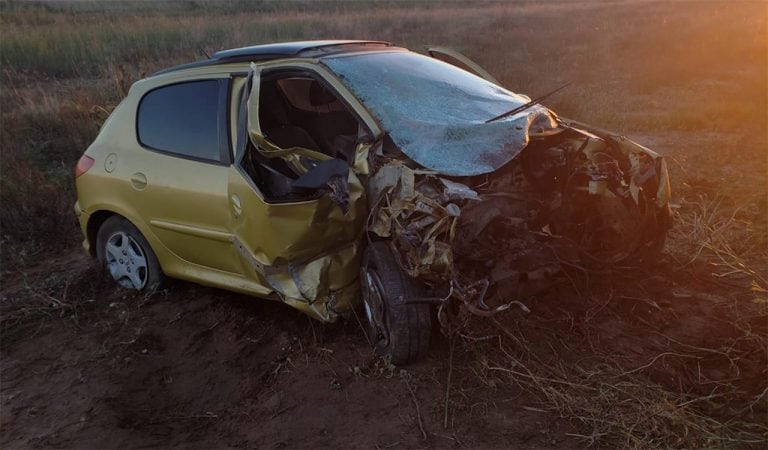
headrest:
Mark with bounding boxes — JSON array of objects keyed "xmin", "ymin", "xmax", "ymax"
[
  {"xmin": 260, "ymin": 81, "xmax": 289, "ymax": 125},
  {"xmin": 309, "ymin": 80, "xmax": 337, "ymax": 106}
]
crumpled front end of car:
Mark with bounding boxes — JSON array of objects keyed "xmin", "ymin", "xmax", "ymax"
[
  {"xmin": 242, "ymin": 51, "xmax": 671, "ymax": 327},
  {"xmin": 365, "ymin": 119, "xmax": 671, "ymax": 332}
]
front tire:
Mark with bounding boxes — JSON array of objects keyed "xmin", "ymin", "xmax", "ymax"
[
  {"xmin": 96, "ymin": 216, "xmax": 163, "ymax": 292},
  {"xmin": 361, "ymin": 241, "xmax": 431, "ymax": 365}
]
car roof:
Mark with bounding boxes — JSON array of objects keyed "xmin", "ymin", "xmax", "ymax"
[{"xmin": 152, "ymin": 40, "xmax": 396, "ymax": 76}]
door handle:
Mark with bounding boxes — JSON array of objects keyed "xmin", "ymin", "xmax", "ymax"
[
  {"xmin": 130, "ymin": 173, "xmax": 147, "ymax": 190},
  {"xmin": 230, "ymin": 194, "xmax": 242, "ymax": 217}
]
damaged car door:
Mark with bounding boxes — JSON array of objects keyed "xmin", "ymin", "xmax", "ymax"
[{"xmin": 225, "ymin": 64, "xmax": 372, "ymax": 322}]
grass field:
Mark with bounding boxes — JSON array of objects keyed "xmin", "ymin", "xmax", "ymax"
[{"xmin": 1, "ymin": 1, "xmax": 766, "ymax": 448}]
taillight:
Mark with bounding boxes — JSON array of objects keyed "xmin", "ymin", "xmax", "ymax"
[{"xmin": 75, "ymin": 155, "xmax": 95, "ymax": 178}]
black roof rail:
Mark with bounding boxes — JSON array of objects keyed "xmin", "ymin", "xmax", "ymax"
[
  {"xmin": 152, "ymin": 40, "xmax": 394, "ymax": 76},
  {"xmin": 212, "ymin": 40, "xmax": 392, "ymax": 60}
]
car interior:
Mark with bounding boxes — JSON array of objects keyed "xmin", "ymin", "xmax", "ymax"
[
  {"xmin": 239, "ymin": 70, "xmax": 366, "ymax": 202},
  {"xmin": 260, "ymin": 72, "xmax": 361, "ymax": 161}
]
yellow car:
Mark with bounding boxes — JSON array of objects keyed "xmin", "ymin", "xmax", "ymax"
[{"xmin": 75, "ymin": 40, "xmax": 671, "ymax": 364}]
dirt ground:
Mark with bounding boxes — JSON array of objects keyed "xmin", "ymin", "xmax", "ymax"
[
  {"xmin": 1, "ymin": 1, "xmax": 767, "ymax": 448},
  {"xmin": 1, "ymin": 251, "xmax": 582, "ymax": 449}
]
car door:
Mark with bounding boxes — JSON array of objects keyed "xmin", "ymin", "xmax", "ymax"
[
  {"xmin": 224, "ymin": 64, "xmax": 376, "ymax": 319},
  {"xmin": 427, "ymin": 46, "xmax": 502, "ymax": 85},
  {"xmin": 130, "ymin": 77, "xmax": 243, "ymax": 275}
]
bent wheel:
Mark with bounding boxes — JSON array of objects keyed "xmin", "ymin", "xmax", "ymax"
[{"xmin": 361, "ymin": 241, "xmax": 431, "ymax": 365}]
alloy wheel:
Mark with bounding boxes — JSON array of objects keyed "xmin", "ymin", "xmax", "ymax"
[{"xmin": 105, "ymin": 231, "xmax": 148, "ymax": 290}]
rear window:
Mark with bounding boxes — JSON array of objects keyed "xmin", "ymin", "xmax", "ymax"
[{"xmin": 137, "ymin": 80, "xmax": 224, "ymax": 162}]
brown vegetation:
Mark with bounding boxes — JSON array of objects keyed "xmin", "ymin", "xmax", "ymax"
[{"xmin": 1, "ymin": 1, "xmax": 766, "ymax": 448}]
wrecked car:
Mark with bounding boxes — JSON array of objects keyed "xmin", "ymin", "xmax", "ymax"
[{"xmin": 74, "ymin": 40, "xmax": 671, "ymax": 364}]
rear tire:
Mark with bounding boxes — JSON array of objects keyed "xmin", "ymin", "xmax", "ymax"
[
  {"xmin": 96, "ymin": 216, "xmax": 163, "ymax": 292},
  {"xmin": 361, "ymin": 241, "xmax": 431, "ymax": 365}
]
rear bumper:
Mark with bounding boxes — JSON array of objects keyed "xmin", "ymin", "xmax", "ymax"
[{"xmin": 74, "ymin": 201, "xmax": 92, "ymax": 254}]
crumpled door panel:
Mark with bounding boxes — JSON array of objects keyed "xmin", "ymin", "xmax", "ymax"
[{"xmin": 227, "ymin": 64, "xmax": 369, "ymax": 322}]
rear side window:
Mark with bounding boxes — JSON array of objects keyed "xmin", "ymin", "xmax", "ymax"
[{"xmin": 137, "ymin": 80, "xmax": 229, "ymax": 163}]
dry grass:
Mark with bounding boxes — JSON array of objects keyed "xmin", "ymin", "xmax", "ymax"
[
  {"xmin": 471, "ymin": 305, "xmax": 768, "ymax": 448},
  {"xmin": 439, "ymin": 185, "xmax": 768, "ymax": 447},
  {"xmin": 1, "ymin": 1, "xmax": 764, "ymax": 257},
  {"xmin": 0, "ymin": 264, "xmax": 99, "ymax": 345},
  {"xmin": 457, "ymin": 176, "xmax": 768, "ymax": 447}
]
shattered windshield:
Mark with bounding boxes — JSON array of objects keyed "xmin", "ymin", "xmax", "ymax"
[{"xmin": 324, "ymin": 51, "xmax": 555, "ymax": 176}]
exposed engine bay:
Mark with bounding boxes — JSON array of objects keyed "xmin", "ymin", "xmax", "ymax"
[{"xmin": 366, "ymin": 120, "xmax": 672, "ymax": 332}]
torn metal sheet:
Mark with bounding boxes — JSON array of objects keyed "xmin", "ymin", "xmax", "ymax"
[
  {"xmin": 368, "ymin": 164, "xmax": 458, "ymax": 281},
  {"xmin": 234, "ymin": 238, "xmax": 360, "ymax": 321},
  {"xmin": 440, "ymin": 178, "xmax": 480, "ymax": 201},
  {"xmin": 324, "ymin": 52, "xmax": 557, "ymax": 176}
]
